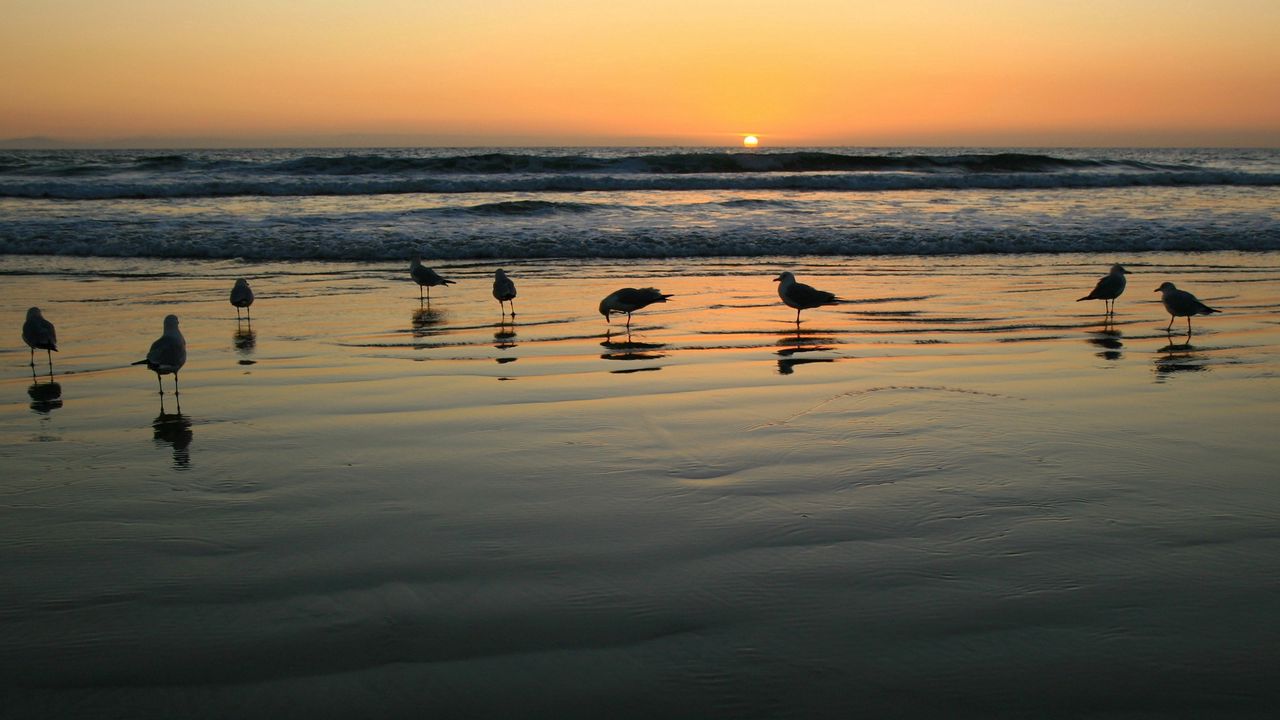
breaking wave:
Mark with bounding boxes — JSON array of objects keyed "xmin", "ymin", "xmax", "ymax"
[{"xmin": 2, "ymin": 149, "xmax": 1276, "ymax": 200}]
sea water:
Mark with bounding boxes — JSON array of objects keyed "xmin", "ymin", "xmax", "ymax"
[
  {"xmin": 2, "ymin": 147, "xmax": 1278, "ymax": 260},
  {"xmin": 3, "ymin": 148, "xmax": 1280, "ymax": 718}
]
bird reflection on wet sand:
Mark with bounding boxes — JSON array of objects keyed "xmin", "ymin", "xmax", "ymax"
[
  {"xmin": 601, "ymin": 330, "xmax": 666, "ymax": 364},
  {"xmin": 494, "ymin": 321, "xmax": 517, "ymax": 347},
  {"xmin": 775, "ymin": 328, "xmax": 836, "ymax": 375},
  {"xmin": 411, "ymin": 307, "xmax": 446, "ymax": 336},
  {"xmin": 28, "ymin": 381, "xmax": 63, "ymax": 414},
  {"xmin": 153, "ymin": 411, "xmax": 194, "ymax": 470},
  {"xmin": 494, "ymin": 320, "xmax": 518, "ymax": 362},
  {"xmin": 1154, "ymin": 329, "xmax": 1209, "ymax": 380},
  {"xmin": 1086, "ymin": 324, "xmax": 1124, "ymax": 361},
  {"xmin": 234, "ymin": 327, "xmax": 257, "ymax": 363}
]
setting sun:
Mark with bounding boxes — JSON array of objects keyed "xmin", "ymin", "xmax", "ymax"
[{"xmin": 743, "ymin": 135, "xmax": 759, "ymax": 148}]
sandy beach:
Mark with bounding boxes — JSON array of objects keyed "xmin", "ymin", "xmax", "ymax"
[{"xmin": 3, "ymin": 251, "xmax": 1280, "ymax": 718}]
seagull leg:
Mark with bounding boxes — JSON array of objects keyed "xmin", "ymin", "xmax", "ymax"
[
  {"xmin": 156, "ymin": 372, "xmax": 164, "ymax": 395},
  {"xmin": 510, "ymin": 299, "xmax": 516, "ymax": 317},
  {"xmin": 1166, "ymin": 315, "xmax": 1175, "ymax": 331},
  {"xmin": 174, "ymin": 372, "xmax": 180, "ymax": 396},
  {"xmin": 626, "ymin": 312, "xmax": 632, "ymax": 331},
  {"xmin": 46, "ymin": 349, "xmax": 54, "ymax": 377}
]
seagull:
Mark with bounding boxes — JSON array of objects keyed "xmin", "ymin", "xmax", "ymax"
[
  {"xmin": 599, "ymin": 287, "xmax": 672, "ymax": 329},
  {"xmin": 773, "ymin": 271, "xmax": 839, "ymax": 323},
  {"xmin": 132, "ymin": 314, "xmax": 187, "ymax": 395},
  {"xmin": 22, "ymin": 307, "xmax": 57, "ymax": 375},
  {"xmin": 1077, "ymin": 264, "xmax": 1131, "ymax": 314},
  {"xmin": 1155, "ymin": 282, "xmax": 1219, "ymax": 332},
  {"xmin": 493, "ymin": 269, "xmax": 517, "ymax": 316},
  {"xmin": 230, "ymin": 278, "xmax": 254, "ymax": 322},
  {"xmin": 410, "ymin": 255, "xmax": 454, "ymax": 303}
]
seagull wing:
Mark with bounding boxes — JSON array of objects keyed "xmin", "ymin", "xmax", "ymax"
[{"xmin": 788, "ymin": 282, "xmax": 837, "ymax": 308}]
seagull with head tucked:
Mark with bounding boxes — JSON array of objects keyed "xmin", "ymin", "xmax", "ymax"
[
  {"xmin": 230, "ymin": 278, "xmax": 254, "ymax": 321},
  {"xmin": 493, "ymin": 269, "xmax": 517, "ymax": 316}
]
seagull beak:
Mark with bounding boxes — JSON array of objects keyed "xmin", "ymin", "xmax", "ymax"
[{"xmin": 772, "ymin": 276, "xmax": 781, "ymax": 283}]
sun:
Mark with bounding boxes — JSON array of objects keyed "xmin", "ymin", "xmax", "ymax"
[{"xmin": 742, "ymin": 135, "xmax": 759, "ymax": 148}]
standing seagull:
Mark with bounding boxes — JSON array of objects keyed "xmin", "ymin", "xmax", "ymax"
[
  {"xmin": 22, "ymin": 307, "xmax": 57, "ymax": 376},
  {"xmin": 1077, "ymin": 264, "xmax": 1131, "ymax": 315},
  {"xmin": 230, "ymin": 278, "xmax": 254, "ymax": 322},
  {"xmin": 774, "ymin": 271, "xmax": 839, "ymax": 323},
  {"xmin": 493, "ymin": 269, "xmax": 517, "ymax": 316},
  {"xmin": 133, "ymin": 314, "xmax": 187, "ymax": 395},
  {"xmin": 1155, "ymin": 282, "xmax": 1219, "ymax": 332},
  {"xmin": 410, "ymin": 255, "xmax": 454, "ymax": 303},
  {"xmin": 599, "ymin": 288, "xmax": 672, "ymax": 330}
]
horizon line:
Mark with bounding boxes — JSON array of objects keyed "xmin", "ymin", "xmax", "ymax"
[{"xmin": 4, "ymin": 135, "xmax": 1279, "ymax": 151}]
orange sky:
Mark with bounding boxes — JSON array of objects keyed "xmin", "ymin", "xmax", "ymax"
[{"xmin": 3, "ymin": 0, "xmax": 1278, "ymax": 147}]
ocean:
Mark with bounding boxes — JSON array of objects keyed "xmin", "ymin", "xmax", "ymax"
[
  {"xmin": 2, "ymin": 146, "xmax": 1279, "ymax": 260},
  {"xmin": 4, "ymin": 148, "xmax": 1280, "ymax": 718}
]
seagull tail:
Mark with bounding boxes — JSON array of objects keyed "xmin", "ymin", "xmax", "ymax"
[
  {"xmin": 1076, "ymin": 295, "xmax": 1092, "ymax": 302},
  {"xmin": 131, "ymin": 359, "xmax": 149, "ymax": 366}
]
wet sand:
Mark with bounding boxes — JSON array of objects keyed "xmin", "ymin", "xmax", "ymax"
[{"xmin": 3, "ymin": 252, "xmax": 1280, "ymax": 718}]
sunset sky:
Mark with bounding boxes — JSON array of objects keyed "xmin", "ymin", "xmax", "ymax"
[{"xmin": 3, "ymin": 0, "xmax": 1278, "ymax": 147}]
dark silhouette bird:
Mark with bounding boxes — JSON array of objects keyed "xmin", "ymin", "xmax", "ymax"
[
  {"xmin": 22, "ymin": 307, "xmax": 57, "ymax": 376},
  {"xmin": 493, "ymin": 269, "xmax": 517, "ymax": 316},
  {"xmin": 774, "ymin": 271, "xmax": 839, "ymax": 323},
  {"xmin": 409, "ymin": 255, "xmax": 454, "ymax": 303},
  {"xmin": 599, "ymin": 287, "xmax": 672, "ymax": 329},
  {"xmin": 1155, "ymin": 282, "xmax": 1219, "ymax": 332},
  {"xmin": 132, "ymin": 314, "xmax": 187, "ymax": 395},
  {"xmin": 1077, "ymin": 264, "xmax": 1130, "ymax": 314},
  {"xmin": 230, "ymin": 278, "xmax": 254, "ymax": 322}
]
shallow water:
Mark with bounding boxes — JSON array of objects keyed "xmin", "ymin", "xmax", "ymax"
[{"xmin": 2, "ymin": 252, "xmax": 1279, "ymax": 718}]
